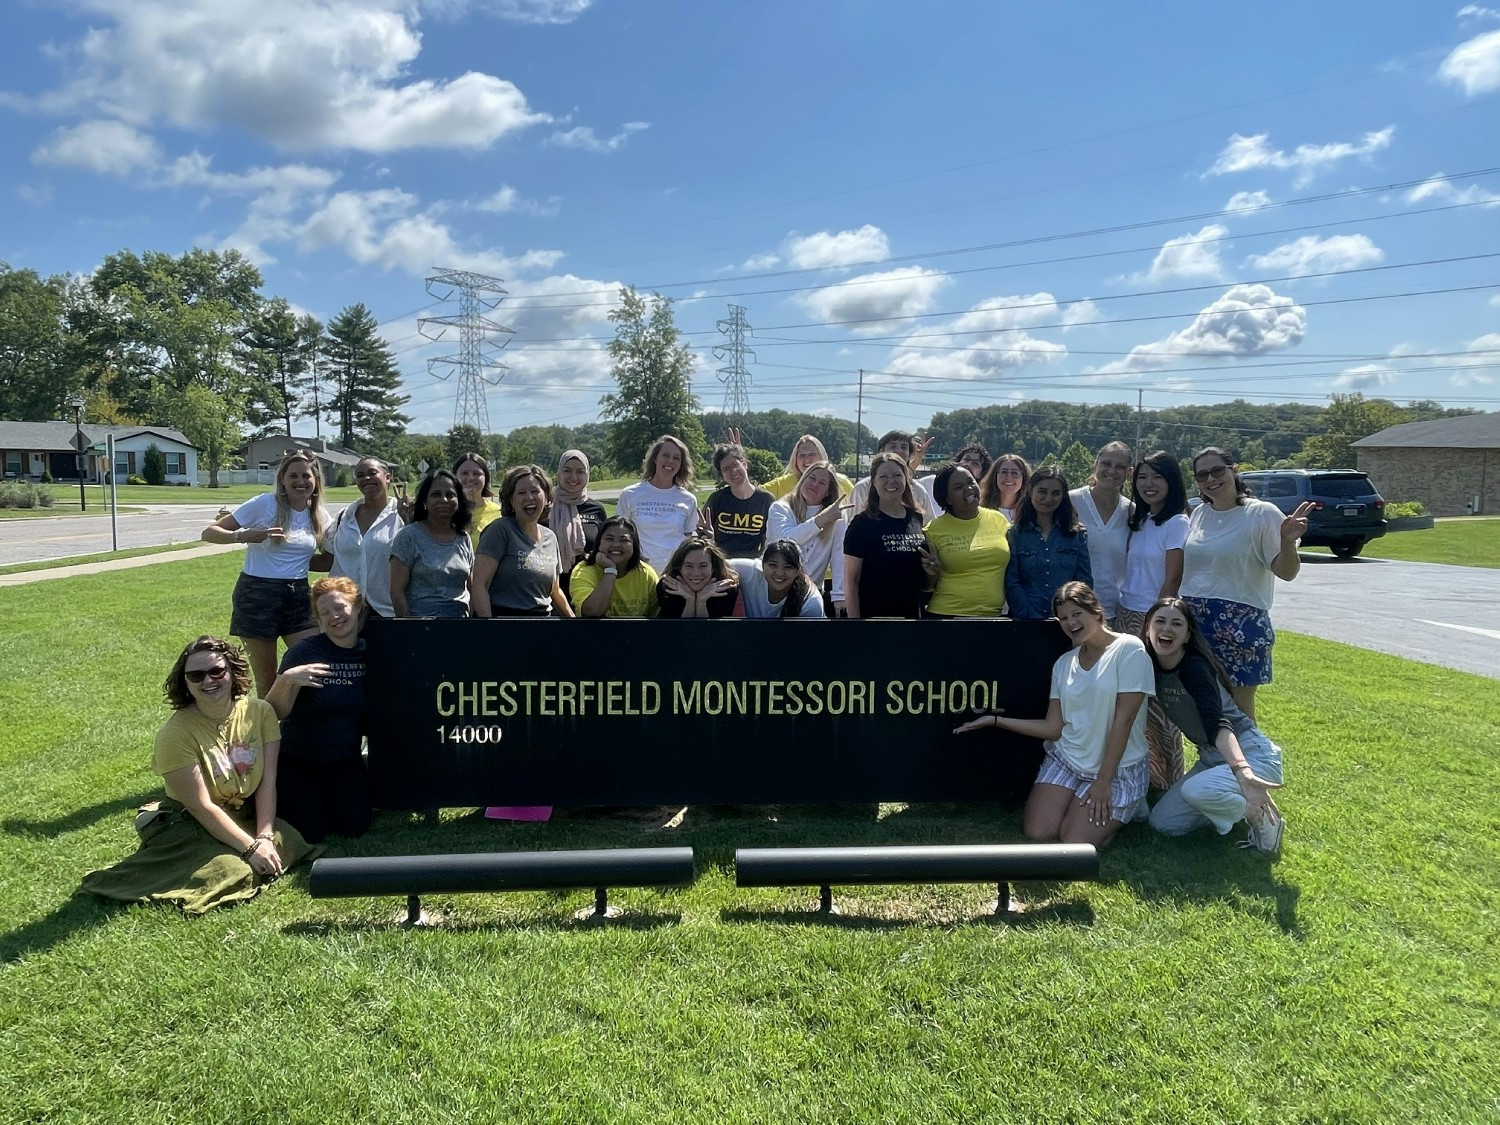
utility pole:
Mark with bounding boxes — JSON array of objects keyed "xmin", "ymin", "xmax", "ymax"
[
  {"xmin": 855, "ymin": 369, "xmax": 866, "ymax": 476},
  {"xmin": 713, "ymin": 304, "xmax": 755, "ymax": 433},
  {"xmin": 1135, "ymin": 387, "xmax": 1144, "ymax": 453},
  {"xmin": 419, "ymin": 268, "xmax": 515, "ymax": 434}
]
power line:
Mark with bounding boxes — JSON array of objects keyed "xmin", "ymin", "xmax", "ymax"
[{"xmin": 418, "ymin": 268, "xmax": 516, "ymax": 433}]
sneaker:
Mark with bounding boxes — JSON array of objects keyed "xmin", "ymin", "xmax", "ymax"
[{"xmin": 1240, "ymin": 813, "xmax": 1284, "ymax": 854}]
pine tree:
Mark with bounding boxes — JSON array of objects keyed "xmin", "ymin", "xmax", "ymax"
[
  {"xmin": 323, "ymin": 303, "xmax": 410, "ymax": 451},
  {"xmin": 598, "ymin": 288, "xmax": 706, "ymax": 473},
  {"xmin": 240, "ymin": 297, "xmax": 320, "ymax": 437}
]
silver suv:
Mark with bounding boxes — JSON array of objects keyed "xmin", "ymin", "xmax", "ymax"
[{"xmin": 1240, "ymin": 469, "xmax": 1388, "ymax": 559}]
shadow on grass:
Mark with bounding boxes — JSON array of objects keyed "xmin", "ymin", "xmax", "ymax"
[
  {"xmin": 0, "ymin": 893, "xmax": 117, "ymax": 963},
  {"xmin": 281, "ymin": 911, "xmax": 684, "ymax": 937},
  {"xmin": 2, "ymin": 789, "xmax": 160, "ymax": 839},
  {"xmin": 721, "ymin": 898, "xmax": 1096, "ymax": 931}
]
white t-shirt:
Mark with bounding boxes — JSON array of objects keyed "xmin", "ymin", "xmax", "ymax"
[
  {"xmin": 1119, "ymin": 512, "xmax": 1190, "ymax": 614},
  {"xmin": 844, "ymin": 474, "xmax": 935, "ymax": 522},
  {"xmin": 232, "ymin": 492, "xmax": 321, "ymax": 580},
  {"xmin": 1069, "ymin": 487, "xmax": 1131, "ymax": 621},
  {"xmin": 615, "ymin": 481, "xmax": 699, "ymax": 572},
  {"xmin": 1179, "ymin": 498, "xmax": 1287, "ymax": 611},
  {"xmin": 1047, "ymin": 634, "xmax": 1155, "ymax": 777},
  {"xmin": 328, "ymin": 498, "xmax": 402, "ymax": 616},
  {"xmin": 766, "ymin": 500, "xmax": 846, "ymax": 598},
  {"xmin": 728, "ymin": 558, "xmax": 827, "ymax": 618}
]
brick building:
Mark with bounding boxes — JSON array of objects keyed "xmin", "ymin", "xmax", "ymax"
[{"xmin": 1352, "ymin": 413, "xmax": 1500, "ymax": 516}]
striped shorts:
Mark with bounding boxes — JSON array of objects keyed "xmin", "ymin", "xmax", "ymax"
[{"xmin": 1036, "ymin": 750, "xmax": 1151, "ymax": 824}]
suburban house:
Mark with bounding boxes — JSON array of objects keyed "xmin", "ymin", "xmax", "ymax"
[
  {"xmin": 0, "ymin": 421, "xmax": 199, "ymax": 484},
  {"xmin": 1353, "ymin": 412, "xmax": 1500, "ymax": 516},
  {"xmin": 236, "ymin": 435, "xmax": 367, "ymax": 483}
]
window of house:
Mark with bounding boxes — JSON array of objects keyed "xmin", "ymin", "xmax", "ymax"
[
  {"xmin": 4, "ymin": 452, "xmax": 21, "ymax": 478},
  {"xmin": 164, "ymin": 451, "xmax": 185, "ymax": 475},
  {"xmin": 115, "ymin": 451, "xmax": 137, "ymax": 477}
]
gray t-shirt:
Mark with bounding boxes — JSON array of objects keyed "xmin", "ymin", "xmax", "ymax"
[
  {"xmin": 390, "ymin": 522, "xmax": 473, "ymax": 618},
  {"xmin": 477, "ymin": 517, "xmax": 561, "ymax": 612}
]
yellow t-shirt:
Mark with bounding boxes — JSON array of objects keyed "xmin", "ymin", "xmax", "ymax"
[
  {"xmin": 152, "ymin": 696, "xmax": 281, "ymax": 808},
  {"xmin": 468, "ymin": 499, "xmax": 503, "ymax": 549},
  {"xmin": 924, "ymin": 508, "xmax": 1011, "ymax": 617},
  {"xmin": 762, "ymin": 469, "xmax": 855, "ymax": 504},
  {"xmin": 569, "ymin": 561, "xmax": 661, "ymax": 617}
]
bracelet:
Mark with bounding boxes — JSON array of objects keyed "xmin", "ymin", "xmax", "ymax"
[
  {"xmin": 240, "ymin": 838, "xmax": 263, "ymax": 860},
  {"xmin": 1233, "ymin": 763, "xmax": 1254, "ymax": 774},
  {"xmin": 255, "ymin": 831, "xmax": 274, "ymax": 841},
  {"xmin": 602, "ymin": 566, "xmax": 619, "ymax": 577},
  {"xmin": 233, "ymin": 528, "xmax": 244, "ymax": 543}
]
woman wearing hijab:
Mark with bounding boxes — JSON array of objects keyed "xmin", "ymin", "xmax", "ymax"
[{"xmin": 549, "ymin": 449, "xmax": 607, "ymax": 600}]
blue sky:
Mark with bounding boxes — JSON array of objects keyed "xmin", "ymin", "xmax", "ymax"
[{"xmin": 3, "ymin": 0, "xmax": 1498, "ymax": 439}]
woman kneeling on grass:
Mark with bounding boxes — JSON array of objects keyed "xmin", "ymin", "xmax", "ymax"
[
  {"xmin": 1141, "ymin": 597, "xmax": 1285, "ymax": 853},
  {"xmin": 81, "ymin": 636, "xmax": 317, "ymax": 914},
  {"xmin": 954, "ymin": 581, "xmax": 1153, "ymax": 848}
]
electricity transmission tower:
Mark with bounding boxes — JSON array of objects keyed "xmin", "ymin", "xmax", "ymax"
[
  {"xmin": 713, "ymin": 304, "xmax": 755, "ymax": 429},
  {"xmin": 418, "ymin": 268, "xmax": 516, "ymax": 433}
]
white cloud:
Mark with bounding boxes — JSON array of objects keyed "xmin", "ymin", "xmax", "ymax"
[
  {"xmin": 14, "ymin": 2, "xmax": 553, "ymax": 153},
  {"xmin": 461, "ymin": 0, "xmax": 595, "ymax": 24},
  {"xmin": 882, "ymin": 293, "xmax": 1070, "ymax": 380},
  {"xmin": 1403, "ymin": 173, "xmax": 1500, "ymax": 208},
  {"xmin": 742, "ymin": 252, "xmax": 781, "ymax": 271},
  {"xmin": 1138, "ymin": 224, "xmax": 1227, "ymax": 283},
  {"xmin": 1489, "ymin": 294, "xmax": 1500, "ymax": 308},
  {"xmin": 297, "ymin": 188, "xmax": 564, "ymax": 277},
  {"xmin": 546, "ymin": 122, "xmax": 649, "ymax": 152},
  {"xmin": 1088, "ymin": 284, "xmax": 1307, "ymax": 375},
  {"xmin": 31, "ymin": 119, "xmax": 161, "ymax": 175},
  {"xmin": 1224, "ymin": 190, "xmax": 1273, "ymax": 213},
  {"xmin": 15, "ymin": 184, "xmax": 53, "ymax": 206},
  {"xmin": 1458, "ymin": 6, "xmax": 1500, "ymax": 20},
  {"xmin": 473, "ymin": 184, "xmax": 560, "ymax": 216},
  {"xmin": 1245, "ymin": 234, "xmax": 1383, "ymax": 277},
  {"xmin": 1334, "ymin": 363, "xmax": 1396, "ymax": 389},
  {"xmin": 1450, "ymin": 337, "xmax": 1498, "ymax": 388},
  {"xmin": 1440, "ymin": 28, "xmax": 1500, "ymax": 94},
  {"xmin": 1061, "ymin": 299, "xmax": 1100, "ymax": 330},
  {"xmin": 795, "ymin": 267, "xmax": 950, "ymax": 333},
  {"xmin": 1205, "ymin": 127, "xmax": 1394, "ymax": 186},
  {"xmin": 784, "ymin": 225, "xmax": 890, "ymax": 270}
]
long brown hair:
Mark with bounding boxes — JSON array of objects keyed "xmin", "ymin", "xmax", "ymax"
[
  {"xmin": 1140, "ymin": 596, "xmax": 1237, "ymax": 695},
  {"xmin": 273, "ymin": 451, "xmax": 328, "ymax": 543},
  {"xmin": 862, "ymin": 451, "xmax": 918, "ymax": 516}
]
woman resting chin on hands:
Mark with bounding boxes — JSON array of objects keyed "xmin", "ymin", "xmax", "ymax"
[{"xmin": 954, "ymin": 581, "xmax": 1154, "ymax": 848}]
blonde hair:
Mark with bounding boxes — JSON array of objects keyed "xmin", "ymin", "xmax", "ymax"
[
  {"xmin": 273, "ymin": 451, "xmax": 328, "ymax": 544},
  {"xmin": 782, "ymin": 434, "xmax": 830, "ymax": 480},
  {"xmin": 788, "ymin": 460, "xmax": 842, "ymax": 538},
  {"xmin": 1086, "ymin": 441, "xmax": 1133, "ymax": 491}
]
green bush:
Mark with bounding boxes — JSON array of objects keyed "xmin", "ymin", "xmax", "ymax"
[
  {"xmin": 1386, "ymin": 501, "xmax": 1426, "ymax": 519},
  {"xmin": 39, "ymin": 470, "xmax": 54, "ymax": 484},
  {"xmin": 0, "ymin": 481, "xmax": 50, "ymax": 509},
  {"xmin": 334, "ymin": 466, "xmax": 351, "ymax": 488},
  {"xmin": 142, "ymin": 443, "xmax": 167, "ymax": 486},
  {"xmin": 744, "ymin": 447, "xmax": 784, "ymax": 486},
  {"xmin": 127, "ymin": 474, "xmax": 147, "ymax": 486}
]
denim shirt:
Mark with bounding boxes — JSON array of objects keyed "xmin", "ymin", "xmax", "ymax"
[{"xmin": 1004, "ymin": 522, "xmax": 1093, "ymax": 619}]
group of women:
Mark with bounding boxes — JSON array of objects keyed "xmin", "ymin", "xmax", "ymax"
[{"xmin": 80, "ymin": 431, "xmax": 1306, "ymax": 913}]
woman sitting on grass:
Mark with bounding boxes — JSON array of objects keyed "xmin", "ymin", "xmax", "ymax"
[
  {"xmin": 81, "ymin": 636, "xmax": 317, "ymax": 914},
  {"xmin": 656, "ymin": 535, "xmax": 740, "ymax": 618},
  {"xmin": 954, "ymin": 581, "xmax": 1153, "ymax": 848},
  {"xmin": 1140, "ymin": 597, "xmax": 1285, "ymax": 853}
]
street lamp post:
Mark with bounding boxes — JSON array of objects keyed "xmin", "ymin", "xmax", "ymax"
[{"xmin": 69, "ymin": 395, "xmax": 87, "ymax": 513}]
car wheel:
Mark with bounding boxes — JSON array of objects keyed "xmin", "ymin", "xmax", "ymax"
[{"xmin": 1330, "ymin": 542, "xmax": 1363, "ymax": 559}]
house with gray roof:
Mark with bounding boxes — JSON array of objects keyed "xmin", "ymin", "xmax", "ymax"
[
  {"xmin": 1352, "ymin": 413, "xmax": 1500, "ymax": 516},
  {"xmin": 235, "ymin": 435, "xmax": 367, "ymax": 484},
  {"xmin": 0, "ymin": 421, "xmax": 198, "ymax": 484}
]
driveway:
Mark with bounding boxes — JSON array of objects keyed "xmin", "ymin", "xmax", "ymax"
[
  {"xmin": 0, "ymin": 504, "xmax": 224, "ymax": 567},
  {"xmin": 1271, "ymin": 552, "xmax": 1500, "ymax": 682}
]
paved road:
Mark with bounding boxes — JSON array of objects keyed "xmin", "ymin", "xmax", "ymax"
[
  {"xmin": 0, "ymin": 505, "xmax": 225, "ymax": 566},
  {"xmin": 1271, "ymin": 552, "xmax": 1500, "ymax": 681}
]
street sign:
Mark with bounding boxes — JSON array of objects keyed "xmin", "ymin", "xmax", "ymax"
[{"xmin": 71, "ymin": 431, "xmax": 91, "ymax": 453}]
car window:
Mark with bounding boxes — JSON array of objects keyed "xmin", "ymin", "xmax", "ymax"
[
  {"xmin": 1314, "ymin": 476, "xmax": 1376, "ymax": 499},
  {"xmin": 1263, "ymin": 477, "xmax": 1300, "ymax": 498}
]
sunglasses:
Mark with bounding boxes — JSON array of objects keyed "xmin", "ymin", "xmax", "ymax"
[
  {"xmin": 1193, "ymin": 464, "xmax": 1231, "ymax": 483},
  {"xmin": 185, "ymin": 665, "xmax": 229, "ymax": 684}
]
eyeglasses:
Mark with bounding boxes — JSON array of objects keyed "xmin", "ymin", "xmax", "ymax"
[
  {"xmin": 185, "ymin": 665, "xmax": 229, "ymax": 684},
  {"xmin": 1193, "ymin": 464, "xmax": 1231, "ymax": 483}
]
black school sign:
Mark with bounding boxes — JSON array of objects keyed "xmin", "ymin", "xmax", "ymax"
[{"xmin": 365, "ymin": 618, "xmax": 1070, "ymax": 808}]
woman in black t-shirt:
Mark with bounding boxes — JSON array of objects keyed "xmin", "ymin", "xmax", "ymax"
[
  {"xmin": 265, "ymin": 576, "xmax": 370, "ymax": 844},
  {"xmin": 843, "ymin": 452, "xmax": 938, "ymax": 619}
]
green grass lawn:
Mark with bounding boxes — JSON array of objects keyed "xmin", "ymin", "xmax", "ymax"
[
  {"xmin": 29, "ymin": 483, "xmax": 367, "ymax": 512},
  {"xmin": 1361, "ymin": 518, "xmax": 1500, "ymax": 569},
  {"xmin": 1, "ymin": 556, "xmax": 1496, "ymax": 1122},
  {"xmin": 0, "ymin": 541, "xmax": 208, "ymax": 577}
]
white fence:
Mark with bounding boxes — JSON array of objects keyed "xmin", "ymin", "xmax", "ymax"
[{"xmin": 197, "ymin": 469, "xmax": 278, "ymax": 486}]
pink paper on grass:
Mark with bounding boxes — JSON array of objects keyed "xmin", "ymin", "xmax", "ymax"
[{"xmin": 484, "ymin": 805, "xmax": 553, "ymax": 821}]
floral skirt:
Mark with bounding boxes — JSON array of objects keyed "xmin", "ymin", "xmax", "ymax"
[{"xmin": 1181, "ymin": 596, "xmax": 1275, "ymax": 687}]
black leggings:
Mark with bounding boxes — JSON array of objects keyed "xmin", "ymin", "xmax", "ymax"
[{"xmin": 276, "ymin": 755, "xmax": 372, "ymax": 844}]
